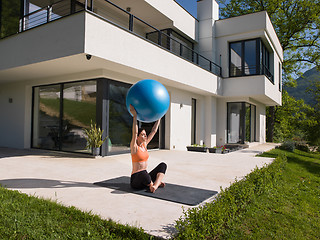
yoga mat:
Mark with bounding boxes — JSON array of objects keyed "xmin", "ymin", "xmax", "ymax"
[{"xmin": 94, "ymin": 176, "xmax": 218, "ymax": 206}]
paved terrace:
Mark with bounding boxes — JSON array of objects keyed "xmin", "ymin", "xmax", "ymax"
[{"xmin": 0, "ymin": 143, "xmax": 278, "ymax": 238}]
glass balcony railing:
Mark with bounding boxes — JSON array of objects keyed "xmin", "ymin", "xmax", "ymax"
[
  {"xmin": 17, "ymin": 0, "xmax": 221, "ymax": 76},
  {"xmin": 230, "ymin": 65, "xmax": 274, "ymax": 84}
]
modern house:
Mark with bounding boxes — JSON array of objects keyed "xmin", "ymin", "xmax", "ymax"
[{"xmin": 0, "ymin": 0, "xmax": 282, "ymax": 156}]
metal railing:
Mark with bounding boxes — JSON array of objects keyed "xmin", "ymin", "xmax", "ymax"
[
  {"xmin": 20, "ymin": 0, "xmax": 85, "ymax": 31},
  {"xmin": 230, "ymin": 65, "xmax": 274, "ymax": 83},
  {"xmin": 19, "ymin": 0, "xmax": 221, "ymax": 76},
  {"xmin": 260, "ymin": 65, "xmax": 274, "ymax": 84}
]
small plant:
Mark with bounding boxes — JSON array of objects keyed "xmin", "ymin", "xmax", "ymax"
[
  {"xmin": 280, "ymin": 140, "xmax": 295, "ymax": 152},
  {"xmin": 83, "ymin": 121, "xmax": 107, "ymax": 151},
  {"xmin": 190, "ymin": 144, "xmax": 206, "ymax": 147},
  {"xmin": 214, "ymin": 145, "xmax": 226, "ymax": 150},
  {"xmin": 295, "ymin": 142, "xmax": 310, "ymax": 152}
]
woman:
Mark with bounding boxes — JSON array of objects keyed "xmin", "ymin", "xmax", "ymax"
[{"xmin": 130, "ymin": 104, "xmax": 167, "ymax": 193}]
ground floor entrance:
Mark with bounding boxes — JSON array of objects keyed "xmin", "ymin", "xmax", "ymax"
[{"xmin": 227, "ymin": 102, "xmax": 256, "ymax": 144}]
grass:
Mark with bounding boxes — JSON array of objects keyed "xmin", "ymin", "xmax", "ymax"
[
  {"xmin": 1, "ymin": 149, "xmax": 319, "ymax": 239},
  {"xmin": 0, "ymin": 187, "xmax": 156, "ymax": 239},
  {"xmin": 40, "ymin": 98, "xmax": 96, "ymax": 128},
  {"xmin": 174, "ymin": 149, "xmax": 320, "ymax": 239},
  {"xmin": 233, "ymin": 149, "xmax": 320, "ymax": 239}
]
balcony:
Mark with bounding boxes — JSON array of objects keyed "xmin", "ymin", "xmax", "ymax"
[
  {"xmin": 16, "ymin": 0, "xmax": 221, "ymax": 76},
  {"xmin": 230, "ymin": 64, "xmax": 274, "ymax": 84}
]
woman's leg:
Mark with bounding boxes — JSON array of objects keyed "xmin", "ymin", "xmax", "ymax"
[
  {"xmin": 149, "ymin": 162, "xmax": 167, "ymax": 193},
  {"xmin": 130, "ymin": 170, "xmax": 151, "ymax": 189}
]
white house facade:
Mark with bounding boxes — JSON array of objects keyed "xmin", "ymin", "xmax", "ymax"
[{"xmin": 0, "ymin": 0, "xmax": 282, "ymax": 156}]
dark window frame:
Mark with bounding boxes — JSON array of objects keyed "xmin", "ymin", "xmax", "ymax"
[
  {"xmin": 229, "ymin": 38, "xmax": 274, "ymax": 83},
  {"xmin": 279, "ymin": 62, "xmax": 282, "ymax": 92},
  {"xmin": 31, "ymin": 78, "xmax": 165, "ymax": 156},
  {"xmin": 227, "ymin": 101, "xmax": 256, "ymax": 144}
]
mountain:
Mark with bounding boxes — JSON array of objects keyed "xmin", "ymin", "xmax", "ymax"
[{"xmin": 285, "ymin": 67, "xmax": 320, "ymax": 107}]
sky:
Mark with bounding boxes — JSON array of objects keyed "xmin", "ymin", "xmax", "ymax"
[
  {"xmin": 175, "ymin": 0, "xmax": 198, "ymax": 18},
  {"xmin": 176, "ymin": 0, "xmax": 229, "ymax": 18}
]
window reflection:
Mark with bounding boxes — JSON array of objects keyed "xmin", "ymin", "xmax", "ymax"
[
  {"xmin": 230, "ymin": 42, "xmax": 242, "ymax": 77},
  {"xmin": 32, "ymin": 81, "xmax": 96, "ymax": 153},
  {"xmin": 61, "ymin": 81, "xmax": 96, "ymax": 153},
  {"xmin": 108, "ymin": 83, "xmax": 132, "ymax": 154},
  {"xmin": 32, "ymin": 85, "xmax": 61, "ymax": 150},
  {"xmin": 227, "ymin": 102, "xmax": 241, "ymax": 143},
  {"xmin": 244, "ymin": 40, "xmax": 256, "ymax": 75},
  {"xmin": 32, "ymin": 79, "xmax": 161, "ymax": 155},
  {"xmin": 227, "ymin": 102, "xmax": 256, "ymax": 144},
  {"xmin": 229, "ymin": 38, "xmax": 272, "ymax": 82}
]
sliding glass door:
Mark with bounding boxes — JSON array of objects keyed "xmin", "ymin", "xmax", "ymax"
[
  {"xmin": 61, "ymin": 81, "xmax": 96, "ymax": 153},
  {"xmin": 32, "ymin": 78, "xmax": 165, "ymax": 155},
  {"xmin": 32, "ymin": 84, "xmax": 61, "ymax": 150},
  {"xmin": 227, "ymin": 102, "xmax": 256, "ymax": 144},
  {"xmin": 32, "ymin": 81, "xmax": 96, "ymax": 153},
  {"xmin": 107, "ymin": 82, "xmax": 132, "ymax": 154}
]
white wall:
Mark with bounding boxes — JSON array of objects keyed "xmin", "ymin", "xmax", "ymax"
[
  {"xmin": 85, "ymin": 12, "xmax": 219, "ymax": 95},
  {"xmin": 168, "ymin": 88, "xmax": 192, "ymax": 150},
  {"xmin": 216, "ymin": 98, "xmax": 227, "ymax": 146},
  {"xmin": 145, "ymin": 0, "xmax": 197, "ymax": 40},
  {"xmin": 197, "ymin": 0, "xmax": 219, "ymax": 63},
  {"xmin": 204, "ymin": 96, "xmax": 217, "ymax": 147},
  {"xmin": 256, "ymin": 102, "xmax": 266, "ymax": 143},
  {"xmin": 167, "ymin": 87, "xmax": 215, "ymax": 150},
  {"xmin": 215, "ymin": 11, "xmax": 282, "ymax": 106},
  {"xmin": 0, "ymin": 82, "xmax": 30, "ymax": 148},
  {"xmin": 0, "ymin": 13, "xmax": 85, "ymax": 71}
]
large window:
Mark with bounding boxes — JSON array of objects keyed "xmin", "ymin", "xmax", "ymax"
[
  {"xmin": 227, "ymin": 102, "xmax": 256, "ymax": 144},
  {"xmin": 61, "ymin": 81, "xmax": 97, "ymax": 152},
  {"xmin": 32, "ymin": 81, "xmax": 97, "ymax": 153},
  {"xmin": 108, "ymin": 82, "xmax": 132, "ymax": 154},
  {"xmin": 32, "ymin": 84, "xmax": 62, "ymax": 150},
  {"xmin": 32, "ymin": 78, "xmax": 164, "ymax": 155},
  {"xmin": 229, "ymin": 38, "xmax": 273, "ymax": 83}
]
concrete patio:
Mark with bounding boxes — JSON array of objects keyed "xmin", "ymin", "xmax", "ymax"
[{"xmin": 0, "ymin": 143, "xmax": 278, "ymax": 238}]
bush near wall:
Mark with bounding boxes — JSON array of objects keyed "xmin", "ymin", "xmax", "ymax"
[{"xmin": 174, "ymin": 154, "xmax": 287, "ymax": 239}]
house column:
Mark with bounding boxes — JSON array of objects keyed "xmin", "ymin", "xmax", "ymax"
[
  {"xmin": 204, "ymin": 96, "xmax": 217, "ymax": 147},
  {"xmin": 96, "ymin": 79, "xmax": 108, "ymax": 156},
  {"xmin": 197, "ymin": 0, "xmax": 219, "ymax": 64}
]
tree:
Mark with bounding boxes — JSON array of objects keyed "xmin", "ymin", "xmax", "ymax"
[
  {"xmin": 218, "ymin": 0, "xmax": 320, "ymax": 81},
  {"xmin": 306, "ymin": 81, "xmax": 320, "ymax": 144},
  {"xmin": 270, "ymin": 90, "xmax": 316, "ymax": 143},
  {"xmin": 0, "ymin": 0, "xmax": 21, "ymax": 39},
  {"xmin": 218, "ymin": 0, "xmax": 320, "ymax": 142}
]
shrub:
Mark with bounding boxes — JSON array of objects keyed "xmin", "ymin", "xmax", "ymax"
[
  {"xmin": 279, "ymin": 140, "xmax": 295, "ymax": 152},
  {"xmin": 295, "ymin": 142, "xmax": 310, "ymax": 152},
  {"xmin": 174, "ymin": 153, "xmax": 287, "ymax": 239}
]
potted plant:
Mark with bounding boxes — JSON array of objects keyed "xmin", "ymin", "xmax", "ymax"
[
  {"xmin": 83, "ymin": 121, "xmax": 107, "ymax": 156},
  {"xmin": 186, "ymin": 144, "xmax": 208, "ymax": 153},
  {"xmin": 208, "ymin": 145, "xmax": 226, "ymax": 154}
]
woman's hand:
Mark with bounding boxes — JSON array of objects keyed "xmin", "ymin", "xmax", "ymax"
[{"xmin": 130, "ymin": 104, "xmax": 137, "ymax": 117}]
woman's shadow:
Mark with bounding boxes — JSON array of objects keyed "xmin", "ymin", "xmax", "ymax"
[{"xmin": 0, "ymin": 178, "xmax": 97, "ymax": 189}]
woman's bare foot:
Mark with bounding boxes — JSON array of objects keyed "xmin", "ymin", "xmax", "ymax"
[{"xmin": 150, "ymin": 184, "xmax": 157, "ymax": 193}]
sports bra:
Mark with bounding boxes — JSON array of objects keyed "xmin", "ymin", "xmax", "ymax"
[{"xmin": 131, "ymin": 144, "xmax": 149, "ymax": 163}]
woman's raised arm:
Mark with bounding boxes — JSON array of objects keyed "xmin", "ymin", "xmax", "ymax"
[
  {"xmin": 130, "ymin": 105, "xmax": 138, "ymax": 153},
  {"xmin": 146, "ymin": 119, "xmax": 161, "ymax": 145}
]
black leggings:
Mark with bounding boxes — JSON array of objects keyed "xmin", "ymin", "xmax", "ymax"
[{"xmin": 130, "ymin": 162, "xmax": 167, "ymax": 190}]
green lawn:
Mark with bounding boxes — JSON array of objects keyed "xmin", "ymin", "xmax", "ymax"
[
  {"xmin": 0, "ymin": 186, "xmax": 155, "ymax": 239},
  {"xmin": 174, "ymin": 149, "xmax": 320, "ymax": 239},
  {"xmin": 0, "ymin": 149, "xmax": 319, "ymax": 239}
]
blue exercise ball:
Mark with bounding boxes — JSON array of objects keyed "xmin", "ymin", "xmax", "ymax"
[{"xmin": 126, "ymin": 79, "xmax": 170, "ymax": 123}]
